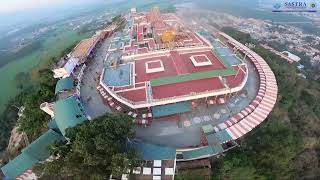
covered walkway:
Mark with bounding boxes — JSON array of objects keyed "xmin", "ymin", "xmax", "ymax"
[
  {"xmin": 134, "ymin": 143, "xmax": 176, "ymax": 160},
  {"xmin": 1, "ymin": 130, "xmax": 65, "ymax": 179},
  {"xmin": 55, "ymin": 77, "xmax": 74, "ymax": 94},
  {"xmin": 182, "ymin": 144, "xmax": 223, "ymax": 161},
  {"xmin": 152, "ymin": 102, "xmax": 191, "ymax": 118}
]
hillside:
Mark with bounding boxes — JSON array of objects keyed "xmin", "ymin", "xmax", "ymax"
[{"xmin": 210, "ymin": 28, "xmax": 320, "ymax": 180}]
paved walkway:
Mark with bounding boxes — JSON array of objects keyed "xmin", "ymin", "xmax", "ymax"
[{"xmin": 80, "ymin": 38, "xmax": 112, "ymax": 119}]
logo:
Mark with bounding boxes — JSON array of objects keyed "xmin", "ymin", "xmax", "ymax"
[
  {"xmin": 284, "ymin": 2, "xmax": 307, "ymax": 9},
  {"xmin": 268, "ymin": 0, "xmax": 318, "ymax": 12},
  {"xmin": 273, "ymin": 3, "xmax": 282, "ymax": 9}
]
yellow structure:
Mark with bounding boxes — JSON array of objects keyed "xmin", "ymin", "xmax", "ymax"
[{"xmin": 161, "ymin": 30, "xmax": 176, "ymax": 43}]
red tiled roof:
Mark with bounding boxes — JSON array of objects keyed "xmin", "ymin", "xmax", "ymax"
[
  {"xmin": 178, "ymin": 51, "xmax": 226, "ymax": 74},
  {"xmin": 225, "ymin": 65, "xmax": 246, "ymax": 88},
  {"xmin": 147, "ymin": 61, "xmax": 162, "ymax": 69},
  {"xmin": 152, "ymin": 77, "xmax": 224, "ymax": 99},
  {"xmin": 137, "ymin": 48, "xmax": 148, "ymax": 54},
  {"xmin": 135, "ymin": 55, "xmax": 177, "ymax": 83},
  {"xmin": 194, "ymin": 55, "xmax": 210, "ymax": 63},
  {"xmin": 118, "ymin": 88, "xmax": 147, "ymax": 103}
]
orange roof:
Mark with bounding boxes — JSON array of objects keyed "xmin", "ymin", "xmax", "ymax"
[{"xmin": 71, "ymin": 36, "xmax": 99, "ymax": 61}]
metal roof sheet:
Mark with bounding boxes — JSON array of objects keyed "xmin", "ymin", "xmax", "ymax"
[
  {"xmin": 152, "ymin": 102, "xmax": 191, "ymax": 118},
  {"xmin": 55, "ymin": 77, "xmax": 74, "ymax": 94},
  {"xmin": 2, "ymin": 130, "xmax": 64, "ymax": 179},
  {"xmin": 135, "ymin": 143, "xmax": 176, "ymax": 160},
  {"xmin": 22, "ymin": 129, "xmax": 65, "ymax": 161},
  {"xmin": 1, "ymin": 153, "xmax": 37, "ymax": 179},
  {"xmin": 53, "ymin": 96, "xmax": 87, "ymax": 136}
]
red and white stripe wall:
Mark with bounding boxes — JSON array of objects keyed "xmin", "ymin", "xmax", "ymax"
[
  {"xmin": 219, "ymin": 32, "xmax": 278, "ymax": 140},
  {"xmin": 15, "ymin": 169, "xmax": 36, "ymax": 180}
]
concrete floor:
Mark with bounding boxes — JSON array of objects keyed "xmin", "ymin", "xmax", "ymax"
[{"xmin": 80, "ymin": 38, "xmax": 112, "ymax": 119}]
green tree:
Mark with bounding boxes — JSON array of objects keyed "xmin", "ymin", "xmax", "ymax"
[
  {"xmin": 17, "ymin": 85, "xmax": 55, "ymax": 140},
  {"xmin": 35, "ymin": 113, "xmax": 137, "ymax": 180},
  {"xmin": 37, "ymin": 69, "xmax": 57, "ymax": 89},
  {"xmin": 48, "ymin": 141, "xmax": 71, "ymax": 157},
  {"xmin": 210, "ymin": 28, "xmax": 320, "ymax": 180}
]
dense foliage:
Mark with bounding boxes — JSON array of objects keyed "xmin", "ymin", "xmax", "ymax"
[
  {"xmin": 34, "ymin": 113, "xmax": 138, "ymax": 180},
  {"xmin": 209, "ymin": 27, "xmax": 320, "ymax": 179},
  {"xmin": 0, "ymin": 39, "xmax": 80, "ymax": 156},
  {"xmin": 0, "ymin": 100, "xmax": 20, "ymax": 151},
  {"xmin": 0, "ymin": 68, "xmax": 56, "ymax": 153},
  {"xmin": 17, "ymin": 68, "xmax": 57, "ymax": 140},
  {"xmin": 0, "ymin": 14, "xmax": 129, "ymax": 171}
]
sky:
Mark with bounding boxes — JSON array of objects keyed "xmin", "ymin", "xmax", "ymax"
[
  {"xmin": 0, "ymin": 0, "xmax": 124, "ymax": 29},
  {"xmin": 0, "ymin": 0, "xmax": 68, "ymax": 13},
  {"xmin": 0, "ymin": 0, "xmax": 119, "ymax": 14}
]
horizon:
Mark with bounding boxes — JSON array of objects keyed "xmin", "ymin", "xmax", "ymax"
[
  {"xmin": 0, "ymin": 0, "xmax": 126, "ymax": 30},
  {"xmin": 0, "ymin": 0, "xmax": 126, "ymax": 14}
]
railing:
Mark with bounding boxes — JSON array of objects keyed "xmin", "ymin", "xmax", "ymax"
[
  {"xmin": 100, "ymin": 32, "xmax": 249, "ymax": 109},
  {"xmin": 76, "ymin": 64, "xmax": 87, "ymax": 96},
  {"xmin": 174, "ymin": 33, "xmax": 275, "ymax": 161},
  {"xmin": 100, "ymin": 75, "xmax": 248, "ymax": 109}
]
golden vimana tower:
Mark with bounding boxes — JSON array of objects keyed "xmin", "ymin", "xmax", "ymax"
[{"xmin": 161, "ymin": 29, "xmax": 176, "ymax": 43}]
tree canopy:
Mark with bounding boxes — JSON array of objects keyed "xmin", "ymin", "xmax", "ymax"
[
  {"xmin": 17, "ymin": 69, "xmax": 57, "ymax": 140},
  {"xmin": 0, "ymin": 68, "xmax": 57, "ymax": 153},
  {"xmin": 209, "ymin": 27, "xmax": 320, "ymax": 180},
  {"xmin": 34, "ymin": 113, "xmax": 138, "ymax": 180}
]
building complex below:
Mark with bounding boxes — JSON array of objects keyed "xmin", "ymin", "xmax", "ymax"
[{"xmin": 1, "ymin": 7, "xmax": 278, "ymax": 180}]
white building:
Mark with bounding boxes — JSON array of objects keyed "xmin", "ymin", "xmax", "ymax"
[
  {"xmin": 131, "ymin": 8, "xmax": 137, "ymax": 14},
  {"xmin": 282, "ymin": 51, "xmax": 301, "ymax": 62},
  {"xmin": 52, "ymin": 57, "xmax": 79, "ymax": 79},
  {"xmin": 40, "ymin": 102, "xmax": 55, "ymax": 117}
]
